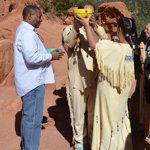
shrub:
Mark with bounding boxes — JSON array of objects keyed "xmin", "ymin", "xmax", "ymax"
[{"xmin": 38, "ymin": 0, "xmax": 50, "ymax": 13}]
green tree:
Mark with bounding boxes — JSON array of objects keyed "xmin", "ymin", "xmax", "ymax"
[{"xmin": 39, "ymin": 0, "xmax": 150, "ymax": 34}]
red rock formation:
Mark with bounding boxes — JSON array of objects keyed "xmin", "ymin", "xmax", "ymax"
[
  {"xmin": 0, "ymin": 0, "xmax": 38, "ymax": 86},
  {"xmin": 0, "ymin": 39, "xmax": 13, "ymax": 85},
  {"xmin": 0, "ymin": 0, "xmax": 64, "ymax": 86},
  {"xmin": 0, "ymin": 0, "xmax": 38, "ymax": 21}
]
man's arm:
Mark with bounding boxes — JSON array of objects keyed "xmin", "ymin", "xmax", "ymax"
[
  {"xmin": 21, "ymin": 32, "xmax": 61, "ymax": 65},
  {"xmin": 62, "ymin": 25, "xmax": 79, "ymax": 48}
]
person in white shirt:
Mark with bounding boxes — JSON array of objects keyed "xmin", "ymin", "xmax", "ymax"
[{"xmin": 14, "ymin": 5, "xmax": 62, "ymax": 150}]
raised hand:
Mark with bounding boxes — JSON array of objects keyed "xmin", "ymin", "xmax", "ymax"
[
  {"xmin": 89, "ymin": 14, "xmax": 96, "ymax": 28},
  {"xmin": 73, "ymin": 16, "xmax": 83, "ymax": 32},
  {"xmin": 74, "ymin": 15, "xmax": 90, "ymax": 29}
]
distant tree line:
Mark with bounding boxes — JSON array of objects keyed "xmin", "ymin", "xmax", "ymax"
[{"xmin": 38, "ymin": 0, "xmax": 150, "ymax": 35}]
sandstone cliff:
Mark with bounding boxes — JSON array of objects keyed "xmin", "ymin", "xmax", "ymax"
[{"xmin": 0, "ymin": 0, "xmax": 64, "ymax": 86}]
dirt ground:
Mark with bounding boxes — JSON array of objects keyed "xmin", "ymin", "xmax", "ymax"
[
  {"xmin": 0, "ymin": 53, "xmax": 75, "ymax": 150},
  {"xmin": 1, "ymin": 59, "xmax": 150, "ymax": 150}
]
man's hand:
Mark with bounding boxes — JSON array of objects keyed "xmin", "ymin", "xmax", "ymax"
[
  {"xmin": 74, "ymin": 15, "xmax": 90, "ymax": 29},
  {"xmin": 89, "ymin": 14, "xmax": 96, "ymax": 29},
  {"xmin": 73, "ymin": 16, "xmax": 83, "ymax": 32},
  {"xmin": 51, "ymin": 50, "xmax": 64, "ymax": 60}
]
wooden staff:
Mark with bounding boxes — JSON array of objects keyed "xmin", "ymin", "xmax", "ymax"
[{"xmin": 139, "ymin": 41, "xmax": 146, "ymax": 124}]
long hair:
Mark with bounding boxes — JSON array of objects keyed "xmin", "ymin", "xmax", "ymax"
[{"xmin": 118, "ymin": 17, "xmax": 138, "ymax": 52}]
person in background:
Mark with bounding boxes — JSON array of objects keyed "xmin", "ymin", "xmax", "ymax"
[
  {"xmin": 138, "ymin": 29, "xmax": 148, "ymax": 127},
  {"xmin": 14, "ymin": 5, "xmax": 62, "ymax": 150},
  {"xmin": 64, "ymin": 7, "xmax": 76, "ymax": 25},
  {"xmin": 62, "ymin": 7, "xmax": 76, "ymax": 54},
  {"xmin": 62, "ymin": 1, "xmax": 107, "ymax": 150},
  {"xmin": 75, "ymin": 6, "xmax": 136, "ymax": 149},
  {"xmin": 142, "ymin": 23, "xmax": 150, "ymax": 142}
]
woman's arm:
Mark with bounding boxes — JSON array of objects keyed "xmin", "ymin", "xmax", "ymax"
[
  {"xmin": 75, "ymin": 15, "xmax": 99, "ymax": 49},
  {"xmin": 84, "ymin": 23, "xmax": 97, "ymax": 49},
  {"xmin": 128, "ymin": 80, "xmax": 137, "ymax": 99}
]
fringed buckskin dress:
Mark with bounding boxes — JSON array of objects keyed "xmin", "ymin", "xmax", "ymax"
[{"xmin": 91, "ymin": 40, "xmax": 135, "ymax": 150}]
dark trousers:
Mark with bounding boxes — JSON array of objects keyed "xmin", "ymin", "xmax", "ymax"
[{"xmin": 145, "ymin": 78, "xmax": 150, "ymax": 103}]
